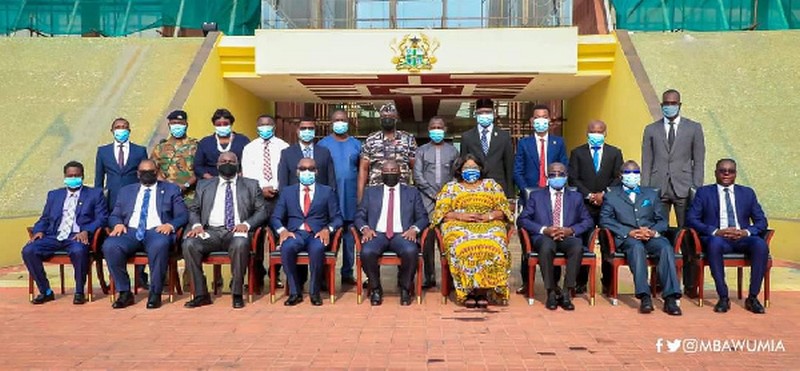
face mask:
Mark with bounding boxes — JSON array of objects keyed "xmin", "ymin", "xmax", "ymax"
[
  {"xmin": 169, "ymin": 124, "xmax": 187, "ymax": 138},
  {"xmin": 113, "ymin": 129, "xmax": 130, "ymax": 143},
  {"xmin": 257, "ymin": 125, "xmax": 275, "ymax": 140},
  {"xmin": 548, "ymin": 176, "xmax": 567, "ymax": 190},
  {"xmin": 462, "ymin": 168, "xmax": 481, "ymax": 183},
  {"xmin": 332, "ymin": 121, "xmax": 348, "ymax": 135},
  {"xmin": 532, "ymin": 118, "xmax": 550, "ymax": 133},
  {"xmin": 429, "ymin": 129, "xmax": 445, "ymax": 143},
  {"xmin": 218, "ymin": 163, "xmax": 238, "ymax": 178},
  {"xmin": 380, "ymin": 118, "xmax": 397, "ymax": 131},
  {"xmin": 139, "ymin": 170, "xmax": 157, "ymax": 186},
  {"xmin": 298, "ymin": 170, "xmax": 316, "ymax": 186},
  {"xmin": 588, "ymin": 133, "xmax": 605, "ymax": 147},
  {"xmin": 215, "ymin": 125, "xmax": 232, "ymax": 137},
  {"xmin": 662, "ymin": 104, "xmax": 680, "ymax": 118},
  {"xmin": 622, "ymin": 173, "xmax": 641, "ymax": 189},
  {"xmin": 298, "ymin": 129, "xmax": 315, "ymax": 143},
  {"xmin": 63, "ymin": 177, "xmax": 83, "ymax": 189},
  {"xmin": 476, "ymin": 114, "xmax": 494, "ymax": 127},
  {"xmin": 382, "ymin": 173, "xmax": 400, "ymax": 187}
]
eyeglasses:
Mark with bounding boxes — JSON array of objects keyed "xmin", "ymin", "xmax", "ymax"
[
  {"xmin": 717, "ymin": 168, "xmax": 737, "ymax": 174},
  {"xmin": 622, "ymin": 170, "xmax": 641, "ymax": 174},
  {"xmin": 299, "ymin": 127, "xmax": 315, "ymax": 131},
  {"xmin": 547, "ymin": 172, "xmax": 566, "ymax": 178},
  {"xmin": 298, "ymin": 166, "xmax": 316, "ymax": 171}
]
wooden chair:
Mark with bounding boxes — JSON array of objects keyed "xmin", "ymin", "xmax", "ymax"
[
  {"xmin": 518, "ymin": 227, "xmax": 598, "ymax": 306},
  {"xmin": 25, "ymin": 227, "xmax": 106, "ymax": 302},
  {"xmin": 351, "ymin": 226, "xmax": 426, "ymax": 304},
  {"xmin": 267, "ymin": 228, "xmax": 343, "ymax": 304},
  {"xmin": 108, "ymin": 228, "xmax": 185, "ymax": 303}
]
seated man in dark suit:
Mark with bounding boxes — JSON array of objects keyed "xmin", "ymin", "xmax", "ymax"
[
  {"xmin": 687, "ymin": 158, "xmax": 769, "ymax": 314},
  {"xmin": 22, "ymin": 161, "xmax": 107, "ymax": 305},
  {"xmin": 182, "ymin": 152, "xmax": 267, "ymax": 309},
  {"xmin": 599, "ymin": 160, "xmax": 681, "ymax": 315},
  {"xmin": 355, "ymin": 160, "xmax": 428, "ymax": 306},
  {"xmin": 103, "ymin": 159, "xmax": 188, "ymax": 309},
  {"xmin": 518, "ymin": 162, "xmax": 593, "ymax": 310},
  {"xmin": 271, "ymin": 158, "xmax": 343, "ymax": 307}
]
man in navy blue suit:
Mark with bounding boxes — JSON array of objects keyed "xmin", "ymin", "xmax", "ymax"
[
  {"xmin": 271, "ymin": 158, "xmax": 343, "ymax": 307},
  {"xmin": 518, "ymin": 162, "xmax": 594, "ymax": 310},
  {"xmin": 277, "ymin": 117, "xmax": 336, "ymax": 190},
  {"xmin": 514, "ymin": 104, "xmax": 569, "ymax": 201},
  {"xmin": 600, "ymin": 160, "xmax": 682, "ymax": 315},
  {"xmin": 23, "ymin": 161, "xmax": 107, "ymax": 305},
  {"xmin": 687, "ymin": 159, "xmax": 769, "ymax": 314},
  {"xmin": 102, "ymin": 159, "xmax": 188, "ymax": 309},
  {"xmin": 355, "ymin": 160, "xmax": 428, "ymax": 306}
]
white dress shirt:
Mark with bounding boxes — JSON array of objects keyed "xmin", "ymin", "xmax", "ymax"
[
  {"xmin": 208, "ymin": 177, "xmax": 241, "ymax": 228},
  {"xmin": 663, "ymin": 116, "xmax": 682, "ymax": 139},
  {"xmin": 717, "ymin": 184, "xmax": 740, "ymax": 229},
  {"xmin": 478, "ymin": 124, "xmax": 494, "ymax": 149},
  {"xmin": 535, "ymin": 133, "xmax": 549, "ymax": 164},
  {"xmin": 376, "ymin": 185, "xmax": 403, "ymax": 234},
  {"xmin": 127, "ymin": 184, "xmax": 162, "ymax": 229},
  {"xmin": 241, "ymin": 136, "xmax": 289, "ymax": 189},
  {"xmin": 300, "ymin": 143, "xmax": 314, "ymax": 159},
  {"xmin": 538, "ymin": 187, "xmax": 564, "ymax": 234},
  {"xmin": 115, "ymin": 140, "xmax": 130, "ymax": 166}
]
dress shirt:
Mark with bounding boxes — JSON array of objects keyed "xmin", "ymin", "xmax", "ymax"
[
  {"xmin": 301, "ymin": 143, "xmax": 314, "ymax": 159},
  {"xmin": 116, "ymin": 140, "xmax": 130, "ymax": 166},
  {"xmin": 241, "ymin": 136, "xmax": 289, "ymax": 189},
  {"xmin": 588, "ymin": 143, "xmax": 604, "ymax": 171},
  {"xmin": 127, "ymin": 184, "xmax": 162, "ymax": 229},
  {"xmin": 663, "ymin": 116, "xmax": 682, "ymax": 139},
  {"xmin": 208, "ymin": 177, "xmax": 241, "ymax": 228},
  {"xmin": 376, "ymin": 185, "xmax": 403, "ymax": 234},
  {"xmin": 717, "ymin": 184, "xmax": 744, "ymax": 231},
  {"xmin": 538, "ymin": 187, "xmax": 565, "ymax": 234},
  {"xmin": 63, "ymin": 188, "xmax": 82, "ymax": 233},
  {"xmin": 479, "ymin": 124, "xmax": 494, "ymax": 149}
]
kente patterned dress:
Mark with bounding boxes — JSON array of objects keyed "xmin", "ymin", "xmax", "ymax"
[{"xmin": 431, "ymin": 178, "xmax": 513, "ymax": 304}]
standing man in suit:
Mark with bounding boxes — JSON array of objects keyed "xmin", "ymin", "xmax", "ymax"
[
  {"xmin": 356, "ymin": 160, "xmax": 428, "ymax": 306},
  {"xmin": 600, "ymin": 160, "xmax": 682, "ymax": 315},
  {"xmin": 460, "ymin": 98, "xmax": 515, "ymax": 199},
  {"xmin": 568, "ymin": 120, "xmax": 623, "ymax": 294},
  {"xmin": 278, "ymin": 117, "xmax": 336, "ymax": 191},
  {"xmin": 102, "ymin": 159, "xmax": 188, "ymax": 309},
  {"xmin": 641, "ymin": 89, "xmax": 705, "ymax": 297},
  {"xmin": 194, "ymin": 108, "xmax": 250, "ymax": 180},
  {"xmin": 687, "ymin": 159, "xmax": 769, "ymax": 314},
  {"xmin": 514, "ymin": 104, "xmax": 569, "ymax": 202},
  {"xmin": 518, "ymin": 162, "xmax": 594, "ymax": 310},
  {"xmin": 23, "ymin": 161, "xmax": 107, "ymax": 305},
  {"xmin": 182, "ymin": 152, "xmax": 267, "ymax": 309},
  {"xmin": 358, "ymin": 103, "xmax": 417, "ymax": 202},
  {"xmin": 271, "ymin": 158, "xmax": 343, "ymax": 306}
]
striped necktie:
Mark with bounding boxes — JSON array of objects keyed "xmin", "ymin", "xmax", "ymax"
[{"xmin": 56, "ymin": 194, "xmax": 78, "ymax": 241}]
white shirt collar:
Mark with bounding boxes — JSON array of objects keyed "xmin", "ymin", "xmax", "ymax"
[
  {"xmin": 548, "ymin": 186, "xmax": 564, "ymax": 194},
  {"xmin": 535, "ymin": 133, "xmax": 549, "ymax": 142},
  {"xmin": 220, "ymin": 175, "xmax": 238, "ymax": 185},
  {"xmin": 663, "ymin": 116, "xmax": 682, "ymax": 125},
  {"xmin": 115, "ymin": 140, "xmax": 130, "ymax": 148},
  {"xmin": 717, "ymin": 184, "xmax": 734, "ymax": 192},
  {"xmin": 478, "ymin": 124, "xmax": 493, "ymax": 133}
]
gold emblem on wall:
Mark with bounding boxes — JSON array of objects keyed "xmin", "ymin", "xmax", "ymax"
[{"xmin": 390, "ymin": 33, "xmax": 440, "ymax": 72}]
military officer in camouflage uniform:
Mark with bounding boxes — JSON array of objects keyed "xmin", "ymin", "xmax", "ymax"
[{"xmin": 151, "ymin": 110, "xmax": 198, "ymax": 201}]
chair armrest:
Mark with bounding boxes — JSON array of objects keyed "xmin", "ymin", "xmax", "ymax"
[
  {"xmin": 350, "ymin": 226, "xmax": 363, "ymax": 253},
  {"xmin": 26, "ymin": 226, "xmax": 34, "ymax": 238},
  {"xmin": 601, "ymin": 228, "xmax": 617, "ymax": 255},
  {"xmin": 674, "ymin": 227, "xmax": 701, "ymax": 255},
  {"xmin": 434, "ymin": 226, "xmax": 446, "ymax": 256},
  {"xmin": 763, "ymin": 229, "xmax": 775, "ymax": 246},
  {"xmin": 172, "ymin": 227, "xmax": 184, "ymax": 254},
  {"xmin": 519, "ymin": 228, "xmax": 533, "ymax": 254},
  {"xmin": 505, "ymin": 227, "xmax": 515, "ymax": 244},
  {"xmin": 418, "ymin": 227, "xmax": 430, "ymax": 252},
  {"xmin": 329, "ymin": 227, "xmax": 343, "ymax": 253},
  {"xmin": 250, "ymin": 227, "xmax": 264, "ymax": 253},
  {"xmin": 588, "ymin": 228, "xmax": 601, "ymax": 253},
  {"xmin": 266, "ymin": 228, "xmax": 278, "ymax": 252},
  {"xmin": 91, "ymin": 228, "xmax": 108, "ymax": 254}
]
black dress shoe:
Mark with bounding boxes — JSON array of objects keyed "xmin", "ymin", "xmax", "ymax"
[
  {"xmin": 663, "ymin": 296, "xmax": 682, "ymax": 316},
  {"xmin": 422, "ymin": 280, "xmax": 436, "ymax": 290},
  {"xmin": 112, "ymin": 291, "xmax": 135, "ymax": 309},
  {"xmin": 146, "ymin": 293, "xmax": 162, "ymax": 309},
  {"xmin": 310, "ymin": 294, "xmax": 323, "ymax": 306},
  {"xmin": 639, "ymin": 295, "xmax": 654, "ymax": 314},
  {"xmin": 560, "ymin": 291, "xmax": 575, "ymax": 311},
  {"xmin": 745, "ymin": 296, "xmax": 765, "ymax": 314},
  {"xmin": 73, "ymin": 293, "xmax": 86, "ymax": 305},
  {"xmin": 574, "ymin": 284, "xmax": 587, "ymax": 295},
  {"xmin": 341, "ymin": 276, "xmax": 357, "ymax": 286},
  {"xmin": 400, "ymin": 289, "xmax": 412, "ymax": 306},
  {"xmin": 32, "ymin": 292, "xmax": 55, "ymax": 305},
  {"xmin": 545, "ymin": 291, "xmax": 559, "ymax": 310},
  {"xmin": 184, "ymin": 294, "xmax": 213, "ymax": 308},
  {"xmin": 370, "ymin": 288, "xmax": 383, "ymax": 306},
  {"xmin": 714, "ymin": 297, "xmax": 731, "ymax": 313},
  {"xmin": 284, "ymin": 294, "xmax": 303, "ymax": 306},
  {"xmin": 232, "ymin": 294, "xmax": 245, "ymax": 309}
]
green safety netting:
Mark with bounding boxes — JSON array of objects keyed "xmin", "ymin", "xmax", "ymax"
[
  {"xmin": 0, "ymin": 0, "xmax": 261, "ymax": 36},
  {"xmin": 612, "ymin": 0, "xmax": 799, "ymax": 31}
]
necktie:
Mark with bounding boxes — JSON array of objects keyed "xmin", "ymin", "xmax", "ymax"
[
  {"xmin": 224, "ymin": 181, "xmax": 234, "ymax": 230},
  {"xmin": 303, "ymin": 146, "xmax": 312, "ymax": 159},
  {"xmin": 303, "ymin": 186, "xmax": 311, "ymax": 231},
  {"xmin": 553, "ymin": 191, "xmax": 562, "ymax": 228},
  {"xmin": 263, "ymin": 141, "xmax": 272, "ymax": 182},
  {"xmin": 624, "ymin": 186, "xmax": 640, "ymax": 203},
  {"xmin": 117, "ymin": 144, "xmax": 125, "ymax": 168},
  {"xmin": 724, "ymin": 188, "xmax": 737, "ymax": 228},
  {"xmin": 480, "ymin": 128, "xmax": 489, "ymax": 155},
  {"xmin": 135, "ymin": 188, "xmax": 151, "ymax": 241},
  {"xmin": 538, "ymin": 138, "xmax": 547, "ymax": 188},
  {"xmin": 434, "ymin": 147, "xmax": 442, "ymax": 185},
  {"xmin": 386, "ymin": 187, "xmax": 395, "ymax": 239},
  {"xmin": 668, "ymin": 121, "xmax": 676, "ymax": 150},
  {"xmin": 56, "ymin": 194, "xmax": 77, "ymax": 241},
  {"xmin": 592, "ymin": 146, "xmax": 601, "ymax": 173}
]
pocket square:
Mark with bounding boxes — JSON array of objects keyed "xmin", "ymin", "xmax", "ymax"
[{"xmin": 642, "ymin": 199, "xmax": 651, "ymax": 207}]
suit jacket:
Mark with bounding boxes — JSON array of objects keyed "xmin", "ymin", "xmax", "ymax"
[
  {"xmin": 641, "ymin": 117, "xmax": 705, "ymax": 198},
  {"xmin": 109, "ymin": 181, "xmax": 188, "ymax": 230},
  {"xmin": 517, "ymin": 188, "xmax": 594, "ymax": 242},
  {"xmin": 277, "ymin": 144, "xmax": 336, "ymax": 190},
  {"xmin": 568, "ymin": 143, "xmax": 623, "ymax": 218},
  {"xmin": 270, "ymin": 184, "xmax": 343, "ymax": 234},
  {"xmin": 354, "ymin": 185, "xmax": 429, "ymax": 234},
  {"xmin": 94, "ymin": 142, "xmax": 148, "ymax": 208},
  {"xmin": 460, "ymin": 126, "xmax": 515, "ymax": 198},
  {"xmin": 514, "ymin": 135, "xmax": 569, "ymax": 199},
  {"xmin": 189, "ymin": 176, "xmax": 267, "ymax": 229},
  {"xmin": 686, "ymin": 184, "xmax": 768, "ymax": 238},
  {"xmin": 33, "ymin": 186, "xmax": 108, "ymax": 237},
  {"xmin": 599, "ymin": 186, "xmax": 667, "ymax": 246}
]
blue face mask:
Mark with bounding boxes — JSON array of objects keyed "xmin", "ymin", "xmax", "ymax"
[
  {"xmin": 462, "ymin": 168, "xmax": 481, "ymax": 183},
  {"xmin": 532, "ymin": 118, "xmax": 550, "ymax": 133},
  {"xmin": 113, "ymin": 129, "xmax": 130, "ymax": 143},
  {"xmin": 63, "ymin": 177, "xmax": 83, "ymax": 189},
  {"xmin": 476, "ymin": 114, "xmax": 494, "ymax": 127},
  {"xmin": 257, "ymin": 125, "xmax": 274, "ymax": 140},
  {"xmin": 622, "ymin": 173, "xmax": 641, "ymax": 189},
  {"xmin": 298, "ymin": 170, "xmax": 316, "ymax": 186},
  {"xmin": 548, "ymin": 176, "xmax": 567, "ymax": 190},
  {"xmin": 169, "ymin": 124, "xmax": 187, "ymax": 138},
  {"xmin": 429, "ymin": 129, "xmax": 445, "ymax": 143},
  {"xmin": 662, "ymin": 104, "xmax": 680, "ymax": 118},
  {"xmin": 332, "ymin": 121, "xmax": 348, "ymax": 135},
  {"xmin": 588, "ymin": 133, "xmax": 605, "ymax": 147},
  {"xmin": 215, "ymin": 125, "xmax": 232, "ymax": 137},
  {"xmin": 298, "ymin": 129, "xmax": 315, "ymax": 143}
]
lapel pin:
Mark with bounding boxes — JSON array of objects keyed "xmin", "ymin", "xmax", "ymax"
[
  {"xmin": 78, "ymin": 201, "xmax": 83, "ymax": 206},
  {"xmin": 552, "ymin": 140, "xmax": 557, "ymax": 145},
  {"xmin": 494, "ymin": 132, "xmax": 498, "ymax": 137}
]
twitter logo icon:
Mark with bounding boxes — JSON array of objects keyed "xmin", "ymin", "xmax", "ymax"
[{"xmin": 666, "ymin": 339, "xmax": 682, "ymax": 353}]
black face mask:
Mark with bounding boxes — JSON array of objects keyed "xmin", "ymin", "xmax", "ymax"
[
  {"xmin": 139, "ymin": 170, "xmax": 157, "ymax": 186},
  {"xmin": 380, "ymin": 118, "xmax": 397, "ymax": 131},
  {"xmin": 218, "ymin": 163, "xmax": 238, "ymax": 178},
  {"xmin": 382, "ymin": 173, "xmax": 400, "ymax": 187}
]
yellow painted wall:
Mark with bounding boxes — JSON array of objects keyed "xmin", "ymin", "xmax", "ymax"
[{"xmin": 0, "ymin": 216, "xmax": 38, "ymax": 267}]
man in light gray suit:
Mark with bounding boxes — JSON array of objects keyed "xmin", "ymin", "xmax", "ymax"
[
  {"xmin": 182, "ymin": 152, "xmax": 267, "ymax": 309},
  {"xmin": 641, "ymin": 89, "xmax": 705, "ymax": 297}
]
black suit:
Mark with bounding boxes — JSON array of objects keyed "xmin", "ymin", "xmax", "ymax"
[{"xmin": 460, "ymin": 126, "xmax": 515, "ymax": 198}]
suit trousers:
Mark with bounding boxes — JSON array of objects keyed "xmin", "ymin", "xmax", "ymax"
[
  {"xmin": 103, "ymin": 230, "xmax": 172, "ymax": 294},
  {"xmin": 340, "ymin": 221, "xmax": 356, "ymax": 278},
  {"xmin": 534, "ymin": 236, "xmax": 582, "ymax": 291},
  {"xmin": 280, "ymin": 230, "xmax": 326, "ymax": 296},
  {"xmin": 661, "ymin": 183, "xmax": 697, "ymax": 293},
  {"xmin": 22, "ymin": 235, "xmax": 90, "ymax": 294},
  {"xmin": 422, "ymin": 227, "xmax": 437, "ymax": 283},
  {"xmin": 361, "ymin": 233, "xmax": 418, "ymax": 292},
  {"xmin": 704, "ymin": 236, "xmax": 768, "ymax": 298},
  {"xmin": 620, "ymin": 236, "xmax": 681, "ymax": 299},
  {"xmin": 182, "ymin": 227, "xmax": 250, "ymax": 296}
]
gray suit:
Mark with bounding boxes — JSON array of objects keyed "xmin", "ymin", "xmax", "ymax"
[{"xmin": 182, "ymin": 176, "xmax": 267, "ymax": 296}]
